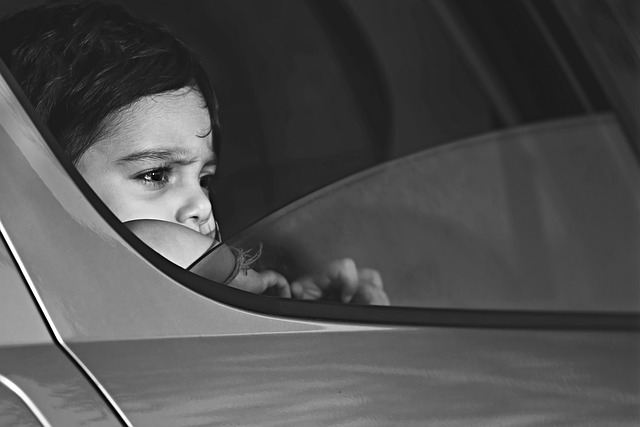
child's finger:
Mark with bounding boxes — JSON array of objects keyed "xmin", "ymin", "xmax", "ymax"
[
  {"xmin": 291, "ymin": 279, "xmax": 322, "ymax": 299},
  {"xmin": 325, "ymin": 258, "xmax": 359, "ymax": 303},
  {"xmin": 260, "ymin": 270, "xmax": 291, "ymax": 298},
  {"xmin": 358, "ymin": 268, "xmax": 383, "ymax": 289}
]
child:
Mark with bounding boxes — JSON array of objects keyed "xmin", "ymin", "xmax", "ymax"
[{"xmin": 0, "ymin": 2, "xmax": 388, "ymax": 305}]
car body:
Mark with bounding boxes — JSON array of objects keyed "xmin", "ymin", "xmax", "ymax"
[{"xmin": 1, "ymin": 0, "xmax": 638, "ymax": 426}]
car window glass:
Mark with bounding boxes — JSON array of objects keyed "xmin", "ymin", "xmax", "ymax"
[{"xmin": 215, "ymin": 0, "xmax": 639, "ymax": 311}]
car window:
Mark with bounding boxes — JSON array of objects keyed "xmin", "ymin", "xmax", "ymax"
[{"xmin": 1, "ymin": 0, "xmax": 637, "ymax": 318}]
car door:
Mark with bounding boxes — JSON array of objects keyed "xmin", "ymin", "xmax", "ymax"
[
  {"xmin": 1, "ymin": 0, "xmax": 638, "ymax": 425},
  {"xmin": 1, "ymin": 56, "xmax": 639, "ymax": 427}
]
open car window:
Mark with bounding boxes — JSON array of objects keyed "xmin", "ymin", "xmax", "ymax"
[{"xmin": 0, "ymin": 0, "xmax": 638, "ymax": 331}]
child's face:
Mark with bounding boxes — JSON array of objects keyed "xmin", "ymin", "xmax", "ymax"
[{"xmin": 76, "ymin": 88, "xmax": 217, "ymax": 236}]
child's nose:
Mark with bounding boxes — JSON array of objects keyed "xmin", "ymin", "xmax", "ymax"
[{"xmin": 175, "ymin": 185, "xmax": 213, "ymax": 232}]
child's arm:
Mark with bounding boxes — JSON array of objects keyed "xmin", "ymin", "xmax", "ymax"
[
  {"xmin": 124, "ymin": 219, "xmax": 388, "ymax": 304},
  {"xmin": 125, "ymin": 219, "xmax": 213, "ymax": 268},
  {"xmin": 124, "ymin": 219, "xmax": 290, "ymax": 297}
]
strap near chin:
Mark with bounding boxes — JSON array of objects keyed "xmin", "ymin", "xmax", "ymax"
[{"xmin": 188, "ymin": 242, "xmax": 240, "ymax": 286}]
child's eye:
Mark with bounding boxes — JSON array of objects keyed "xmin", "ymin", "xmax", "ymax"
[
  {"xmin": 136, "ymin": 168, "xmax": 171, "ymax": 188},
  {"xmin": 144, "ymin": 170, "xmax": 167, "ymax": 182}
]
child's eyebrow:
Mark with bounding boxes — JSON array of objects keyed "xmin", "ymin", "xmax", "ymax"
[{"xmin": 115, "ymin": 149, "xmax": 216, "ymax": 166}]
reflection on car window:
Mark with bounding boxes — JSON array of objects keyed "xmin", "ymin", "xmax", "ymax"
[{"xmin": 231, "ymin": 115, "xmax": 639, "ymax": 312}]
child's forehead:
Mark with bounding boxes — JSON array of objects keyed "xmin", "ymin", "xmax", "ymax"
[
  {"xmin": 114, "ymin": 89, "xmax": 211, "ymax": 134},
  {"xmin": 92, "ymin": 90, "xmax": 215, "ymax": 163}
]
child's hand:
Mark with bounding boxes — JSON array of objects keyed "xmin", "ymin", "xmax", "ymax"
[
  {"xmin": 124, "ymin": 220, "xmax": 383, "ymax": 304},
  {"xmin": 227, "ymin": 269, "xmax": 291, "ymax": 297},
  {"xmin": 290, "ymin": 258, "xmax": 389, "ymax": 305}
]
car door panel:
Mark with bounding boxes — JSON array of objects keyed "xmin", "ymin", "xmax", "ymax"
[{"xmin": 68, "ymin": 329, "xmax": 639, "ymax": 426}]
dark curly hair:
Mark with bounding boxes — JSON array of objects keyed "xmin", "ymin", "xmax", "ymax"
[{"xmin": 0, "ymin": 1, "xmax": 220, "ymax": 163}]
